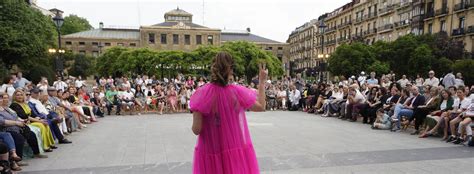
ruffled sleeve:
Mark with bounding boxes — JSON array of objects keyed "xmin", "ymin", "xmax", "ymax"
[
  {"xmin": 230, "ymin": 84, "xmax": 257, "ymax": 110},
  {"xmin": 189, "ymin": 84, "xmax": 217, "ymax": 115}
]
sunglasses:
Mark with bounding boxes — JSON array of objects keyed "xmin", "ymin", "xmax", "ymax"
[{"xmin": 26, "ymin": 93, "xmax": 31, "ymax": 96}]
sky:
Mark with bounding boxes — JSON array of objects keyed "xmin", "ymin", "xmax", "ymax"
[{"xmin": 37, "ymin": 0, "xmax": 348, "ymax": 43}]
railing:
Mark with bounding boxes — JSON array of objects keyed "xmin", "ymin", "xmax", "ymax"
[
  {"xmin": 364, "ymin": 12, "xmax": 377, "ymax": 20},
  {"xmin": 455, "ymin": 0, "xmax": 474, "ymax": 11},
  {"xmin": 435, "ymin": 5, "xmax": 449, "ymax": 16},
  {"xmin": 394, "ymin": 20, "xmax": 411, "ymax": 28},
  {"xmin": 326, "ymin": 40, "xmax": 336, "ymax": 45},
  {"xmin": 425, "ymin": 10, "xmax": 435, "ymax": 18},
  {"xmin": 378, "ymin": 24, "xmax": 394, "ymax": 32},
  {"xmin": 412, "ymin": 14, "xmax": 424, "ymax": 23},
  {"xmin": 452, "ymin": 28, "xmax": 465, "ymax": 36},
  {"xmin": 379, "ymin": 5, "xmax": 395, "ymax": 15},
  {"xmin": 355, "ymin": 16, "xmax": 365, "ymax": 23},
  {"xmin": 467, "ymin": 26, "xmax": 474, "ymax": 34},
  {"xmin": 338, "ymin": 21, "xmax": 352, "ymax": 28},
  {"xmin": 326, "ymin": 27, "xmax": 337, "ymax": 33}
]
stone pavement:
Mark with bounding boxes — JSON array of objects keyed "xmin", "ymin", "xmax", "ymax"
[{"xmin": 21, "ymin": 111, "xmax": 474, "ymax": 174}]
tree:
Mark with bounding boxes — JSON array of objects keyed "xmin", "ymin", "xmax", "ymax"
[
  {"xmin": 328, "ymin": 43, "xmax": 376, "ymax": 77},
  {"xmin": 452, "ymin": 59, "xmax": 474, "ymax": 86},
  {"xmin": 408, "ymin": 44, "xmax": 434, "ymax": 76},
  {"xmin": 69, "ymin": 54, "xmax": 93, "ymax": 77},
  {"xmin": 0, "ymin": 0, "xmax": 56, "ymax": 71},
  {"xmin": 60, "ymin": 14, "xmax": 93, "ymax": 35},
  {"xmin": 95, "ymin": 47, "xmax": 129, "ymax": 76}
]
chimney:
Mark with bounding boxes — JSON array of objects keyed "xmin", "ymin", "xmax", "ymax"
[
  {"xmin": 246, "ymin": 27, "xmax": 251, "ymax": 33},
  {"xmin": 99, "ymin": 22, "xmax": 104, "ymax": 29}
]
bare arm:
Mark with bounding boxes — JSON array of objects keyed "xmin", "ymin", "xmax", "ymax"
[
  {"xmin": 192, "ymin": 112, "xmax": 203, "ymax": 135},
  {"xmin": 250, "ymin": 63, "xmax": 268, "ymax": 112}
]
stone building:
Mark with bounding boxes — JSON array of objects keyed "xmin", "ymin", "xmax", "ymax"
[
  {"xmin": 288, "ymin": 0, "xmax": 474, "ymax": 77},
  {"xmin": 62, "ymin": 8, "xmax": 289, "ymax": 71}
]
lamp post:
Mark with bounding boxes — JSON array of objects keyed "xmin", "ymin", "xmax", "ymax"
[
  {"xmin": 318, "ymin": 20, "xmax": 327, "ymax": 83},
  {"xmin": 50, "ymin": 8, "xmax": 64, "ymax": 79}
]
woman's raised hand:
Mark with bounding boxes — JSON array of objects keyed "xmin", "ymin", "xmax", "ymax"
[{"xmin": 258, "ymin": 63, "xmax": 268, "ymax": 83}]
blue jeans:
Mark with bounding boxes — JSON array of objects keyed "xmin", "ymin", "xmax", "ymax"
[
  {"xmin": 397, "ymin": 109, "xmax": 414, "ymax": 129},
  {"xmin": 0, "ymin": 132, "xmax": 16, "ymax": 151}
]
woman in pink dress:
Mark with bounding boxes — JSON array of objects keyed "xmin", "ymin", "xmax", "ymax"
[
  {"xmin": 167, "ymin": 85, "xmax": 178, "ymax": 113},
  {"xmin": 190, "ymin": 52, "xmax": 267, "ymax": 174}
]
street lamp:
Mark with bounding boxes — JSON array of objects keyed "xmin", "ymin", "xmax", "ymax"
[
  {"xmin": 50, "ymin": 8, "xmax": 65, "ymax": 79},
  {"xmin": 318, "ymin": 20, "xmax": 327, "ymax": 83}
]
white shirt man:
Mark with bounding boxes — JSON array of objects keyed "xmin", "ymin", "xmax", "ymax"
[
  {"xmin": 423, "ymin": 71, "xmax": 440, "ymax": 87},
  {"xmin": 75, "ymin": 79, "xmax": 85, "ymax": 88},
  {"xmin": 289, "ymin": 89, "xmax": 301, "ymax": 106},
  {"xmin": 0, "ymin": 84, "xmax": 15, "ymax": 98},
  {"xmin": 53, "ymin": 79, "xmax": 67, "ymax": 92},
  {"xmin": 453, "ymin": 97, "xmax": 472, "ymax": 112},
  {"xmin": 397, "ymin": 75, "xmax": 410, "ymax": 88},
  {"xmin": 358, "ymin": 72, "xmax": 367, "ymax": 85}
]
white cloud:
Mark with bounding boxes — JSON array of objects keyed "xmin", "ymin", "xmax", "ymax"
[{"xmin": 37, "ymin": 0, "xmax": 347, "ymax": 42}]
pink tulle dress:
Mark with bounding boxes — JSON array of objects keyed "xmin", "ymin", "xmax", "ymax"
[{"xmin": 190, "ymin": 83, "xmax": 260, "ymax": 174}]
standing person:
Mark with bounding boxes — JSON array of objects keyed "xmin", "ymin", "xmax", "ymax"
[
  {"xmin": 0, "ymin": 76, "xmax": 15, "ymax": 99},
  {"xmin": 442, "ymin": 70, "xmax": 456, "ymax": 89},
  {"xmin": 13, "ymin": 72, "xmax": 30, "ymax": 89},
  {"xmin": 423, "ymin": 70, "xmax": 440, "ymax": 87},
  {"xmin": 366, "ymin": 72, "xmax": 378, "ymax": 85},
  {"xmin": 190, "ymin": 52, "xmax": 266, "ymax": 174},
  {"xmin": 53, "ymin": 76, "xmax": 67, "ymax": 92},
  {"xmin": 397, "ymin": 75, "xmax": 410, "ymax": 88},
  {"xmin": 74, "ymin": 76, "xmax": 85, "ymax": 89},
  {"xmin": 454, "ymin": 73, "xmax": 464, "ymax": 88}
]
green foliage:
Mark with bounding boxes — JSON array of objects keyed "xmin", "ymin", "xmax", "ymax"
[
  {"xmin": 25, "ymin": 64, "xmax": 56, "ymax": 85},
  {"xmin": 69, "ymin": 55, "xmax": 94, "ymax": 77},
  {"xmin": 0, "ymin": 0, "xmax": 56, "ymax": 71},
  {"xmin": 329, "ymin": 33, "xmax": 472, "ymax": 84},
  {"xmin": 94, "ymin": 41, "xmax": 284, "ymax": 81},
  {"xmin": 408, "ymin": 44, "xmax": 434, "ymax": 75},
  {"xmin": 60, "ymin": 14, "xmax": 93, "ymax": 35},
  {"xmin": 328, "ymin": 43, "xmax": 375, "ymax": 77},
  {"xmin": 451, "ymin": 59, "xmax": 474, "ymax": 85}
]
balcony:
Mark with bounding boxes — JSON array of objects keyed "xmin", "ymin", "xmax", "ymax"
[
  {"xmin": 379, "ymin": 5, "xmax": 395, "ymax": 16},
  {"xmin": 354, "ymin": 16, "xmax": 365, "ymax": 24},
  {"xmin": 412, "ymin": 14, "xmax": 424, "ymax": 23},
  {"xmin": 424, "ymin": 10, "xmax": 435, "ymax": 19},
  {"xmin": 435, "ymin": 6, "xmax": 449, "ymax": 16},
  {"xmin": 397, "ymin": 1, "xmax": 412, "ymax": 9},
  {"xmin": 326, "ymin": 27, "xmax": 337, "ymax": 33},
  {"xmin": 394, "ymin": 20, "xmax": 411, "ymax": 28},
  {"xmin": 452, "ymin": 28, "xmax": 465, "ymax": 36},
  {"xmin": 338, "ymin": 21, "xmax": 352, "ymax": 28},
  {"xmin": 412, "ymin": 0, "xmax": 424, "ymax": 5},
  {"xmin": 364, "ymin": 12, "xmax": 378, "ymax": 20},
  {"xmin": 467, "ymin": 26, "xmax": 474, "ymax": 35},
  {"xmin": 337, "ymin": 37, "xmax": 348, "ymax": 43},
  {"xmin": 378, "ymin": 24, "xmax": 394, "ymax": 33},
  {"xmin": 455, "ymin": 0, "xmax": 474, "ymax": 12},
  {"xmin": 326, "ymin": 40, "xmax": 336, "ymax": 45},
  {"xmin": 365, "ymin": 28, "xmax": 377, "ymax": 36}
]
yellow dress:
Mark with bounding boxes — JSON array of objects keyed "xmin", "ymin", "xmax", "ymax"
[{"xmin": 16, "ymin": 102, "xmax": 56, "ymax": 149}]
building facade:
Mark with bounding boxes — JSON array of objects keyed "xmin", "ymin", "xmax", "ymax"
[
  {"xmin": 62, "ymin": 8, "xmax": 289, "ymax": 70},
  {"xmin": 288, "ymin": 0, "xmax": 474, "ymax": 77}
]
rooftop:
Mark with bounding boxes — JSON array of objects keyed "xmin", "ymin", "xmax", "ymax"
[
  {"xmin": 63, "ymin": 28, "xmax": 140, "ymax": 40},
  {"xmin": 221, "ymin": 30, "xmax": 283, "ymax": 44}
]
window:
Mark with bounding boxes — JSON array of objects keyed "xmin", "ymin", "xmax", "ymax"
[
  {"xmin": 196, "ymin": 35, "xmax": 202, "ymax": 45},
  {"xmin": 92, "ymin": 51, "xmax": 99, "ymax": 57},
  {"xmin": 79, "ymin": 42, "xmax": 85, "ymax": 45},
  {"xmin": 79, "ymin": 50, "xmax": 86, "ymax": 55},
  {"xmin": 130, "ymin": 43, "xmax": 137, "ymax": 47},
  {"xmin": 428, "ymin": 23, "xmax": 433, "ymax": 34},
  {"xmin": 104, "ymin": 42, "xmax": 111, "ymax": 46},
  {"xmin": 161, "ymin": 34, "xmax": 167, "ymax": 44},
  {"xmin": 92, "ymin": 42, "xmax": 99, "ymax": 46},
  {"xmin": 173, "ymin": 34, "xmax": 179, "ymax": 44},
  {"xmin": 440, "ymin": 20, "xmax": 446, "ymax": 32},
  {"xmin": 117, "ymin": 43, "xmax": 124, "ymax": 46},
  {"xmin": 185, "ymin": 35, "xmax": 191, "ymax": 45},
  {"xmin": 65, "ymin": 41, "xmax": 72, "ymax": 45},
  {"xmin": 148, "ymin": 33, "xmax": 155, "ymax": 44},
  {"xmin": 278, "ymin": 47, "xmax": 283, "ymax": 50},
  {"xmin": 267, "ymin": 47, "xmax": 273, "ymax": 50},
  {"xmin": 207, "ymin": 35, "xmax": 213, "ymax": 45},
  {"xmin": 459, "ymin": 17, "xmax": 465, "ymax": 29}
]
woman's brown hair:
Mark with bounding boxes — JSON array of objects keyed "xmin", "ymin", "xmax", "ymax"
[{"xmin": 211, "ymin": 52, "xmax": 234, "ymax": 86}]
